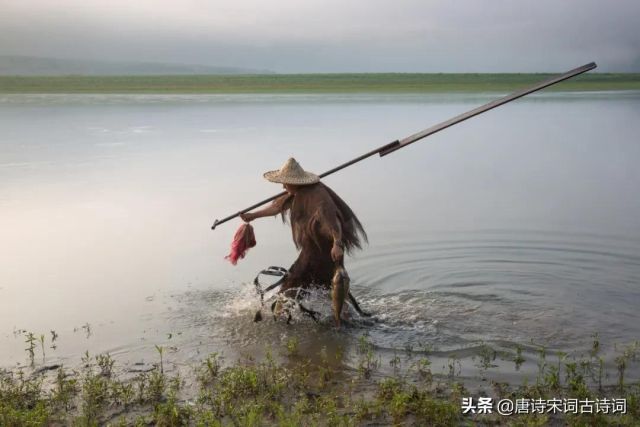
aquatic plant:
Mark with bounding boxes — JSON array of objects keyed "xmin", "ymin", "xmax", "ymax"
[
  {"xmin": 81, "ymin": 323, "xmax": 91, "ymax": 338},
  {"xmin": 155, "ymin": 345, "xmax": 164, "ymax": 374},
  {"xmin": 39, "ymin": 334, "xmax": 45, "ymax": 362},
  {"xmin": 591, "ymin": 332, "xmax": 601, "ymax": 357},
  {"xmin": 23, "ymin": 332, "xmax": 37, "ymax": 367},
  {"xmin": 96, "ymin": 353, "xmax": 115, "ymax": 378},
  {"xmin": 514, "ymin": 344, "xmax": 526, "ymax": 370},
  {"xmin": 475, "ymin": 343, "xmax": 497, "ymax": 373},
  {"xmin": 197, "ymin": 352, "xmax": 221, "ymax": 387},
  {"xmin": 53, "ymin": 366, "xmax": 77, "ymax": 411},
  {"xmin": 356, "ymin": 335, "xmax": 379, "ymax": 379},
  {"xmin": 50, "ymin": 330, "xmax": 58, "ymax": 350},
  {"xmin": 447, "ymin": 355, "xmax": 461, "ymax": 379},
  {"xmin": 0, "ymin": 334, "xmax": 639, "ymax": 425},
  {"xmin": 285, "ymin": 336, "xmax": 299, "ymax": 358},
  {"xmin": 414, "ymin": 357, "xmax": 433, "ymax": 384},
  {"xmin": 389, "ymin": 350, "xmax": 401, "ymax": 374}
]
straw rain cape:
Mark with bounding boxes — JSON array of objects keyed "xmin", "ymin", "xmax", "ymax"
[{"xmin": 275, "ymin": 182, "xmax": 367, "ymax": 256}]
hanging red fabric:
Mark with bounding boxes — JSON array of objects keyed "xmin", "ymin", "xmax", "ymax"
[{"xmin": 225, "ymin": 223, "xmax": 256, "ymax": 265}]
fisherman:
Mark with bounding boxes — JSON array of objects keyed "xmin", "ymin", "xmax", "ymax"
[{"xmin": 240, "ymin": 158, "xmax": 367, "ymax": 327}]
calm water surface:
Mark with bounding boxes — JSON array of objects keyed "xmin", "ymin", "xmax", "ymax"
[{"xmin": 1, "ymin": 92, "xmax": 639, "ymax": 383}]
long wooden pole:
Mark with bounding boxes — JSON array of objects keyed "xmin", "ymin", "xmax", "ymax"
[{"xmin": 211, "ymin": 62, "xmax": 596, "ymax": 230}]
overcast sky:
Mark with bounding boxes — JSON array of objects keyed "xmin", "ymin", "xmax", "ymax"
[{"xmin": 1, "ymin": 0, "xmax": 638, "ymax": 72}]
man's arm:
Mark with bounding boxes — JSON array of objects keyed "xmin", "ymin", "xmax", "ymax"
[
  {"xmin": 321, "ymin": 214, "xmax": 344, "ymax": 262},
  {"xmin": 240, "ymin": 194, "xmax": 290, "ymax": 222}
]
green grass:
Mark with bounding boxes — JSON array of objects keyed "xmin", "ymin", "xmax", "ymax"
[
  {"xmin": 0, "ymin": 73, "xmax": 639, "ymax": 93},
  {"xmin": 1, "ymin": 336, "xmax": 639, "ymax": 426}
]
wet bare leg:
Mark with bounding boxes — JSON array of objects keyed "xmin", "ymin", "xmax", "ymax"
[
  {"xmin": 348, "ymin": 292, "xmax": 372, "ymax": 317},
  {"xmin": 273, "ymin": 280, "xmax": 302, "ymax": 321},
  {"xmin": 297, "ymin": 302, "xmax": 320, "ymax": 322}
]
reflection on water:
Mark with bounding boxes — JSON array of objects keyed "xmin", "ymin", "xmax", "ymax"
[{"xmin": 1, "ymin": 92, "xmax": 639, "ymax": 385}]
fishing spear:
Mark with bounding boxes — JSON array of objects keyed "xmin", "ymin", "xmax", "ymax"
[{"xmin": 211, "ymin": 62, "xmax": 597, "ymax": 230}]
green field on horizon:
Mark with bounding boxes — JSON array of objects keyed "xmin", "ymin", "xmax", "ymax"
[{"xmin": 1, "ymin": 73, "xmax": 639, "ymax": 93}]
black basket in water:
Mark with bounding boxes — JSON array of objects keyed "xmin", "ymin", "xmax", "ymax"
[
  {"xmin": 252, "ymin": 265, "xmax": 372, "ymax": 323},
  {"xmin": 253, "ymin": 265, "xmax": 288, "ymax": 306}
]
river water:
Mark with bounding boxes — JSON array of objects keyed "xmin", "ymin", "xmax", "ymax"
[{"xmin": 1, "ymin": 92, "xmax": 639, "ymax": 384}]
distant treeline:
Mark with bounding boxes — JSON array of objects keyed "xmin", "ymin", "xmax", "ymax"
[{"xmin": 1, "ymin": 73, "xmax": 639, "ymax": 93}]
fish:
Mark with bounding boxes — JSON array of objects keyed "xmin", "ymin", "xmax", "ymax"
[{"xmin": 331, "ymin": 266, "xmax": 350, "ymax": 328}]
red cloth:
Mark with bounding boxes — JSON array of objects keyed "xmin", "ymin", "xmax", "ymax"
[{"xmin": 225, "ymin": 223, "xmax": 256, "ymax": 265}]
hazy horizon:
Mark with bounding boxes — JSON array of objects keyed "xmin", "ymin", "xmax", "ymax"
[
  {"xmin": 2, "ymin": 55, "xmax": 639, "ymax": 76},
  {"xmin": 1, "ymin": 1, "xmax": 639, "ymax": 73}
]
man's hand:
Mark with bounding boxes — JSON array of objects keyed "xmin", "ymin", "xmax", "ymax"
[
  {"xmin": 240, "ymin": 212, "xmax": 254, "ymax": 223},
  {"xmin": 331, "ymin": 241, "xmax": 344, "ymax": 262}
]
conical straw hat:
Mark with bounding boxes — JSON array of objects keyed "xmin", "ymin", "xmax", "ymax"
[{"xmin": 263, "ymin": 158, "xmax": 320, "ymax": 185}]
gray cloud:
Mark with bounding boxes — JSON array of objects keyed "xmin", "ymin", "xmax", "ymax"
[{"xmin": 1, "ymin": 0, "xmax": 638, "ymax": 72}]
